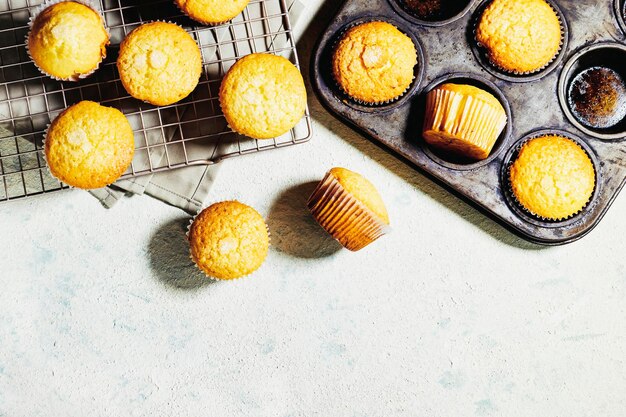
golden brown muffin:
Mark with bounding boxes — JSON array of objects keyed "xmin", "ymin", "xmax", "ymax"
[
  {"xmin": 509, "ymin": 135, "xmax": 595, "ymax": 220},
  {"xmin": 332, "ymin": 21, "xmax": 417, "ymax": 104},
  {"xmin": 219, "ymin": 53, "xmax": 307, "ymax": 139},
  {"xmin": 422, "ymin": 83, "xmax": 507, "ymax": 161},
  {"xmin": 28, "ymin": 1, "xmax": 109, "ymax": 81},
  {"xmin": 45, "ymin": 101, "xmax": 135, "ymax": 189},
  {"xmin": 188, "ymin": 201, "xmax": 270, "ymax": 280},
  {"xmin": 475, "ymin": 0, "xmax": 561, "ymax": 74},
  {"xmin": 308, "ymin": 167, "xmax": 389, "ymax": 251},
  {"xmin": 117, "ymin": 22, "xmax": 202, "ymax": 106},
  {"xmin": 175, "ymin": 0, "xmax": 249, "ymax": 25}
]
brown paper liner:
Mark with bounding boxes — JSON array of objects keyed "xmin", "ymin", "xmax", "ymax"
[{"xmin": 307, "ymin": 172, "xmax": 389, "ymax": 251}]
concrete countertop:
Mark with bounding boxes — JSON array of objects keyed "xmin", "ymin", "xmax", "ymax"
[{"xmin": 0, "ymin": 1, "xmax": 624, "ymax": 416}]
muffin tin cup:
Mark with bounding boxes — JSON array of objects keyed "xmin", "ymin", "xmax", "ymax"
[
  {"xmin": 307, "ymin": 172, "xmax": 390, "ymax": 251},
  {"xmin": 329, "ymin": 17, "xmax": 425, "ymax": 112},
  {"xmin": 501, "ymin": 129, "xmax": 601, "ymax": 228},
  {"xmin": 614, "ymin": 0, "xmax": 626, "ymax": 36},
  {"xmin": 26, "ymin": 0, "xmax": 110, "ymax": 82},
  {"xmin": 388, "ymin": 0, "xmax": 476, "ymax": 27},
  {"xmin": 470, "ymin": 0, "xmax": 568, "ymax": 83},
  {"xmin": 419, "ymin": 73, "xmax": 512, "ymax": 171},
  {"xmin": 186, "ymin": 202, "xmax": 271, "ymax": 281},
  {"xmin": 558, "ymin": 42, "xmax": 626, "ymax": 141}
]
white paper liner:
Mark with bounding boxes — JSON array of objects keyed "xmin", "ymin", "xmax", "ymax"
[
  {"xmin": 332, "ymin": 20, "xmax": 418, "ymax": 106},
  {"xmin": 473, "ymin": 0, "xmax": 565, "ymax": 76},
  {"xmin": 307, "ymin": 171, "xmax": 390, "ymax": 251},
  {"xmin": 26, "ymin": 0, "xmax": 110, "ymax": 82},
  {"xmin": 506, "ymin": 134, "xmax": 597, "ymax": 222},
  {"xmin": 186, "ymin": 201, "xmax": 271, "ymax": 281}
]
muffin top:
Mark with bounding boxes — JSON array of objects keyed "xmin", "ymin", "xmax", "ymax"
[
  {"xmin": 175, "ymin": 0, "xmax": 249, "ymax": 24},
  {"xmin": 329, "ymin": 167, "xmax": 389, "ymax": 224},
  {"xmin": 45, "ymin": 101, "xmax": 135, "ymax": 189},
  {"xmin": 219, "ymin": 53, "xmax": 307, "ymax": 139},
  {"xmin": 117, "ymin": 22, "xmax": 202, "ymax": 106},
  {"xmin": 332, "ymin": 21, "xmax": 417, "ymax": 104},
  {"xmin": 509, "ymin": 135, "xmax": 595, "ymax": 220},
  {"xmin": 28, "ymin": 1, "xmax": 109, "ymax": 80},
  {"xmin": 475, "ymin": 0, "xmax": 561, "ymax": 73},
  {"xmin": 188, "ymin": 201, "xmax": 269, "ymax": 280}
]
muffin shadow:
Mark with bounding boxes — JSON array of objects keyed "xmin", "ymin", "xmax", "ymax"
[
  {"xmin": 267, "ymin": 181, "xmax": 343, "ymax": 259},
  {"xmin": 148, "ymin": 217, "xmax": 216, "ymax": 289}
]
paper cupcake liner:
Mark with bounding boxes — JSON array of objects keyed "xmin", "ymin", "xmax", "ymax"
[
  {"xmin": 423, "ymin": 87, "xmax": 507, "ymax": 158},
  {"xmin": 26, "ymin": 0, "xmax": 110, "ymax": 82},
  {"xmin": 307, "ymin": 172, "xmax": 390, "ymax": 251},
  {"xmin": 505, "ymin": 134, "xmax": 597, "ymax": 222},
  {"xmin": 472, "ymin": 0, "xmax": 565, "ymax": 76},
  {"xmin": 186, "ymin": 201, "xmax": 271, "ymax": 281},
  {"xmin": 331, "ymin": 20, "xmax": 417, "ymax": 106}
]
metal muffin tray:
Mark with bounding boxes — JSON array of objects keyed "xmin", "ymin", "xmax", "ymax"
[{"xmin": 311, "ymin": 0, "xmax": 626, "ymax": 245}]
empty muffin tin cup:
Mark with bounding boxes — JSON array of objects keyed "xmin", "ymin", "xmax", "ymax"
[
  {"xmin": 469, "ymin": 0, "xmax": 568, "ymax": 83},
  {"xmin": 388, "ymin": 0, "xmax": 475, "ymax": 27},
  {"xmin": 558, "ymin": 42, "xmax": 626, "ymax": 140},
  {"xmin": 501, "ymin": 129, "xmax": 601, "ymax": 228},
  {"xmin": 419, "ymin": 73, "xmax": 512, "ymax": 171}
]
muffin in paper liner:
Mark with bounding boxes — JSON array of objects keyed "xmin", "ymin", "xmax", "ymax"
[
  {"xmin": 307, "ymin": 169, "xmax": 390, "ymax": 252},
  {"xmin": 218, "ymin": 53, "xmax": 307, "ymax": 140},
  {"xmin": 117, "ymin": 21, "xmax": 203, "ymax": 106},
  {"xmin": 331, "ymin": 20, "xmax": 418, "ymax": 106},
  {"xmin": 26, "ymin": 0, "xmax": 110, "ymax": 82},
  {"xmin": 43, "ymin": 101, "xmax": 135, "ymax": 190},
  {"xmin": 186, "ymin": 201, "xmax": 270, "ymax": 281},
  {"xmin": 506, "ymin": 134, "xmax": 597, "ymax": 222},
  {"xmin": 473, "ymin": 0, "xmax": 564, "ymax": 76},
  {"xmin": 173, "ymin": 0, "xmax": 250, "ymax": 26},
  {"xmin": 422, "ymin": 84, "xmax": 507, "ymax": 161}
]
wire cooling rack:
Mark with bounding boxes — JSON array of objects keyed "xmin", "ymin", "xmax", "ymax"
[{"xmin": 0, "ymin": 0, "xmax": 312, "ymax": 202}]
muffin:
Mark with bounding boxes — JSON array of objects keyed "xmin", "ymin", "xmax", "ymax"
[
  {"xmin": 219, "ymin": 53, "xmax": 307, "ymax": 139},
  {"xmin": 44, "ymin": 101, "xmax": 135, "ymax": 189},
  {"xmin": 475, "ymin": 0, "xmax": 561, "ymax": 74},
  {"xmin": 332, "ymin": 21, "xmax": 417, "ymax": 104},
  {"xmin": 27, "ymin": 1, "xmax": 109, "ymax": 81},
  {"xmin": 307, "ymin": 167, "xmax": 389, "ymax": 251},
  {"xmin": 117, "ymin": 22, "xmax": 202, "ymax": 106},
  {"xmin": 175, "ymin": 0, "xmax": 249, "ymax": 25},
  {"xmin": 509, "ymin": 135, "xmax": 595, "ymax": 220},
  {"xmin": 422, "ymin": 83, "xmax": 507, "ymax": 161},
  {"xmin": 188, "ymin": 201, "xmax": 270, "ymax": 280}
]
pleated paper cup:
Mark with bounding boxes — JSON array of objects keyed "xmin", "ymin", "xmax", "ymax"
[
  {"xmin": 307, "ymin": 172, "xmax": 389, "ymax": 252},
  {"xmin": 26, "ymin": 0, "xmax": 110, "ymax": 82},
  {"xmin": 422, "ymin": 87, "xmax": 507, "ymax": 160}
]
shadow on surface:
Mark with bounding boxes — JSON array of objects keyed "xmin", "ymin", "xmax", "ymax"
[
  {"xmin": 267, "ymin": 181, "xmax": 343, "ymax": 258},
  {"xmin": 148, "ymin": 217, "xmax": 216, "ymax": 289},
  {"xmin": 295, "ymin": 2, "xmax": 545, "ymax": 251}
]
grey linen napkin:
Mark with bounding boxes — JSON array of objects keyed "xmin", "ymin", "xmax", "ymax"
[{"xmin": 89, "ymin": 0, "xmax": 306, "ymax": 213}]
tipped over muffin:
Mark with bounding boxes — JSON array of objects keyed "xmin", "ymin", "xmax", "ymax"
[{"xmin": 308, "ymin": 167, "xmax": 389, "ymax": 251}]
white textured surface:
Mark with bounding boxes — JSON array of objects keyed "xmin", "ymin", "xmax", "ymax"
[{"xmin": 1, "ymin": 2, "xmax": 625, "ymax": 416}]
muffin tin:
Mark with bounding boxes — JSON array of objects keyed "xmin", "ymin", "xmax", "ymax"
[{"xmin": 312, "ymin": 0, "xmax": 626, "ymax": 245}]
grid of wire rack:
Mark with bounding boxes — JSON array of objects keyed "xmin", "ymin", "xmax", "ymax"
[{"xmin": 0, "ymin": 0, "xmax": 312, "ymax": 202}]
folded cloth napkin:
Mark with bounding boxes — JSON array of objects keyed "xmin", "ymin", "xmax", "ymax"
[{"xmin": 90, "ymin": 0, "xmax": 306, "ymax": 214}]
